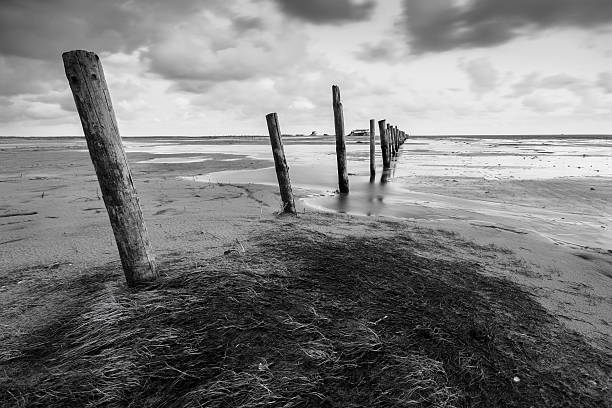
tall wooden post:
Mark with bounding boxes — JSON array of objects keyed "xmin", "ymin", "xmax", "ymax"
[
  {"xmin": 63, "ymin": 50, "xmax": 157, "ymax": 286},
  {"xmin": 266, "ymin": 113, "xmax": 296, "ymax": 214},
  {"xmin": 379, "ymin": 120, "xmax": 390, "ymax": 169},
  {"xmin": 332, "ymin": 85, "xmax": 349, "ymax": 194},
  {"xmin": 369, "ymin": 119, "xmax": 376, "ymax": 177}
]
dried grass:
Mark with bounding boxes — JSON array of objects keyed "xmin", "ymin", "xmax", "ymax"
[{"xmin": 1, "ymin": 223, "xmax": 610, "ymax": 407}]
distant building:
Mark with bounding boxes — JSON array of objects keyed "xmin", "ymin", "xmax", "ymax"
[{"xmin": 349, "ymin": 129, "xmax": 370, "ymax": 137}]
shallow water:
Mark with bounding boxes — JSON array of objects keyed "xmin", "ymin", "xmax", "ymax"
[
  {"xmin": 15, "ymin": 136, "xmax": 605, "ymax": 250},
  {"xmin": 125, "ymin": 137, "xmax": 612, "ymax": 179},
  {"xmin": 165, "ymin": 137, "xmax": 610, "ymax": 250}
]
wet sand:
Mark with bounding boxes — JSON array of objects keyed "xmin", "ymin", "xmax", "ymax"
[{"xmin": 1, "ymin": 137, "xmax": 610, "ymax": 354}]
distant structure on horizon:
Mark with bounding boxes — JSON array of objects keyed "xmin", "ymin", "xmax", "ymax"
[{"xmin": 349, "ymin": 129, "xmax": 369, "ymax": 137}]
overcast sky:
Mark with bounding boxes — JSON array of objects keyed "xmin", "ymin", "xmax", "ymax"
[{"xmin": 1, "ymin": 0, "xmax": 611, "ymax": 136}]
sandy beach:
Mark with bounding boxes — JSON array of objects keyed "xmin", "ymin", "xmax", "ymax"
[
  {"xmin": 2, "ymin": 136, "xmax": 610, "ymax": 350},
  {"xmin": 1, "ymin": 136, "xmax": 611, "ymax": 406}
]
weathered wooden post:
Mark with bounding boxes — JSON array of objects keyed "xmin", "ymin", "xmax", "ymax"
[
  {"xmin": 379, "ymin": 120, "xmax": 390, "ymax": 169},
  {"xmin": 395, "ymin": 126, "xmax": 401, "ymax": 153},
  {"xmin": 369, "ymin": 119, "xmax": 376, "ymax": 177},
  {"xmin": 63, "ymin": 50, "xmax": 157, "ymax": 286},
  {"xmin": 266, "ymin": 112, "xmax": 296, "ymax": 214},
  {"xmin": 332, "ymin": 85, "xmax": 349, "ymax": 194},
  {"xmin": 388, "ymin": 124, "xmax": 395, "ymax": 158}
]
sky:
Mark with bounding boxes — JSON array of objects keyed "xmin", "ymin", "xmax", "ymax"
[{"xmin": 0, "ymin": 0, "xmax": 611, "ymax": 136}]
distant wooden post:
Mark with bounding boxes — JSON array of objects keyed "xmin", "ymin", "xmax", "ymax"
[
  {"xmin": 391, "ymin": 126, "xmax": 397, "ymax": 156},
  {"xmin": 369, "ymin": 119, "xmax": 376, "ymax": 176},
  {"xmin": 63, "ymin": 50, "xmax": 157, "ymax": 287},
  {"xmin": 387, "ymin": 124, "xmax": 394, "ymax": 158},
  {"xmin": 332, "ymin": 85, "xmax": 349, "ymax": 194},
  {"xmin": 379, "ymin": 120, "xmax": 390, "ymax": 169},
  {"xmin": 395, "ymin": 126, "xmax": 401, "ymax": 153},
  {"xmin": 266, "ymin": 113, "xmax": 296, "ymax": 214}
]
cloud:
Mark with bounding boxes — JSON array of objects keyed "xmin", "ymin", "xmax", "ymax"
[
  {"xmin": 144, "ymin": 3, "xmax": 309, "ymax": 87},
  {"xmin": 233, "ymin": 16, "xmax": 264, "ymax": 32},
  {"xmin": 459, "ymin": 58, "xmax": 499, "ymax": 94},
  {"xmin": 401, "ymin": 0, "xmax": 612, "ymax": 53},
  {"xmin": 0, "ymin": 0, "xmax": 312, "ymax": 113},
  {"xmin": 0, "ymin": 56, "xmax": 63, "ymax": 96},
  {"xmin": 354, "ymin": 41, "xmax": 403, "ymax": 62},
  {"xmin": 271, "ymin": 0, "xmax": 375, "ymax": 24},
  {"xmin": 522, "ymin": 91, "xmax": 576, "ymax": 113},
  {"xmin": 509, "ymin": 72, "xmax": 612, "ymax": 116},
  {"xmin": 597, "ymin": 72, "xmax": 612, "ymax": 93},
  {"xmin": 0, "ymin": 0, "xmax": 232, "ymax": 61},
  {"xmin": 511, "ymin": 73, "xmax": 585, "ymax": 97},
  {"xmin": 0, "ymin": 95, "xmax": 73, "ymax": 123},
  {"xmin": 289, "ymin": 97, "xmax": 316, "ymax": 111}
]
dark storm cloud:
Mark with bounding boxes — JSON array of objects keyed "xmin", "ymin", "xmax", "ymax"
[
  {"xmin": 0, "ymin": 0, "xmax": 139, "ymax": 60},
  {"xmin": 272, "ymin": 0, "xmax": 375, "ymax": 24},
  {"xmin": 402, "ymin": 0, "xmax": 612, "ymax": 53},
  {"xmin": 0, "ymin": 0, "xmax": 222, "ymax": 61},
  {"xmin": 0, "ymin": 0, "xmax": 234, "ymax": 97}
]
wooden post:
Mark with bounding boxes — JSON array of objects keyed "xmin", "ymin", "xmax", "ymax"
[
  {"xmin": 266, "ymin": 113, "xmax": 296, "ymax": 214},
  {"xmin": 332, "ymin": 85, "xmax": 349, "ymax": 194},
  {"xmin": 394, "ymin": 126, "xmax": 400, "ymax": 152},
  {"xmin": 369, "ymin": 119, "xmax": 376, "ymax": 177},
  {"xmin": 392, "ymin": 126, "xmax": 397, "ymax": 156},
  {"xmin": 388, "ymin": 124, "xmax": 393, "ymax": 157},
  {"xmin": 379, "ymin": 120, "xmax": 390, "ymax": 169},
  {"xmin": 63, "ymin": 50, "xmax": 157, "ymax": 286}
]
